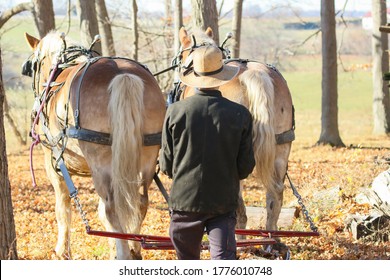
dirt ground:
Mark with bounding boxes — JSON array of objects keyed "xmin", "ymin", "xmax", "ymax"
[{"xmin": 6, "ymin": 135, "xmax": 390, "ymax": 260}]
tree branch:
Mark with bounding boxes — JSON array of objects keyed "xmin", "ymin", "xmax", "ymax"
[
  {"xmin": 0, "ymin": 2, "xmax": 33, "ymax": 29},
  {"xmin": 3, "ymin": 95, "xmax": 27, "ymax": 145}
]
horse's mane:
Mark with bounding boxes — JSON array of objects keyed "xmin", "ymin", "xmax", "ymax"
[
  {"xmin": 191, "ymin": 27, "xmax": 217, "ymax": 46},
  {"xmin": 40, "ymin": 31, "xmax": 87, "ymax": 64}
]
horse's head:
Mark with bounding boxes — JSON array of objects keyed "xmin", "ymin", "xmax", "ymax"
[
  {"xmin": 178, "ymin": 27, "xmax": 216, "ymax": 64},
  {"xmin": 23, "ymin": 32, "xmax": 66, "ymax": 94},
  {"xmin": 177, "ymin": 27, "xmax": 232, "ymax": 78},
  {"xmin": 171, "ymin": 27, "xmax": 235, "ymax": 101}
]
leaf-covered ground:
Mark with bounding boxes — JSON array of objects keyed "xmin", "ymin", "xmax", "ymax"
[{"xmin": 7, "ymin": 136, "xmax": 390, "ymax": 260}]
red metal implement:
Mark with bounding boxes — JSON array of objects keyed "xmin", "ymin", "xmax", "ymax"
[
  {"xmin": 235, "ymin": 228, "xmax": 320, "ymax": 237},
  {"xmin": 141, "ymin": 238, "xmax": 277, "ymax": 251},
  {"xmin": 87, "ymin": 228, "xmax": 171, "ymax": 242},
  {"xmin": 87, "ymin": 228, "xmax": 277, "ymax": 250}
]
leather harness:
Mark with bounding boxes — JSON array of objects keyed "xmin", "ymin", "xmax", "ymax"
[{"xmin": 28, "ymin": 52, "xmax": 162, "ymax": 148}]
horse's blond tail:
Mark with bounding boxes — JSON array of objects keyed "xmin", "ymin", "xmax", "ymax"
[
  {"xmin": 108, "ymin": 73, "xmax": 144, "ymax": 234},
  {"xmin": 239, "ymin": 69, "xmax": 276, "ymax": 189}
]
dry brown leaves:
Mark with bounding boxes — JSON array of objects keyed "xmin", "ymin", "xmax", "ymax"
[{"xmin": 7, "ymin": 138, "xmax": 390, "ymax": 260}]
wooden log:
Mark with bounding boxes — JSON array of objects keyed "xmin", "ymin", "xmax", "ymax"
[
  {"xmin": 346, "ymin": 212, "xmax": 389, "ymax": 241},
  {"xmin": 367, "ymin": 169, "xmax": 390, "ymax": 217},
  {"xmin": 348, "ymin": 169, "xmax": 390, "ymax": 241},
  {"xmin": 380, "ymin": 25, "xmax": 390, "ymax": 33},
  {"xmin": 245, "ymin": 206, "xmax": 297, "ymax": 229}
]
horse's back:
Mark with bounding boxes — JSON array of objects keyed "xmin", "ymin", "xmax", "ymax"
[
  {"xmin": 49, "ymin": 57, "xmax": 166, "ymax": 176},
  {"xmin": 61, "ymin": 57, "xmax": 165, "ymax": 135},
  {"xmin": 220, "ymin": 61, "xmax": 293, "ymax": 135}
]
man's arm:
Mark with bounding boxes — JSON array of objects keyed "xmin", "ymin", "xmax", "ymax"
[
  {"xmin": 237, "ymin": 111, "xmax": 256, "ymax": 180},
  {"xmin": 159, "ymin": 107, "xmax": 174, "ymax": 178}
]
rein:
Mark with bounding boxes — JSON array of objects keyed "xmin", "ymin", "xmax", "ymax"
[
  {"xmin": 153, "ymin": 63, "xmax": 179, "ymax": 76},
  {"xmin": 29, "ymin": 62, "xmax": 60, "ymax": 187}
]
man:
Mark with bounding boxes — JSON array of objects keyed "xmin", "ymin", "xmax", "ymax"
[{"xmin": 160, "ymin": 45, "xmax": 255, "ymax": 260}]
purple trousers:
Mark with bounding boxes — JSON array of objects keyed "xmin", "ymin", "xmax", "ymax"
[{"xmin": 169, "ymin": 211, "xmax": 237, "ymax": 260}]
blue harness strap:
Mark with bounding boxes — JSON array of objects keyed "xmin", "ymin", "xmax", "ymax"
[{"xmin": 53, "ymin": 147, "xmax": 78, "ymax": 198}]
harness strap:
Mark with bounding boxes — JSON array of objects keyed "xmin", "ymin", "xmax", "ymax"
[
  {"xmin": 66, "ymin": 126, "xmax": 111, "ymax": 145},
  {"xmin": 275, "ymin": 129, "xmax": 295, "ymax": 145},
  {"xmin": 65, "ymin": 126, "xmax": 162, "ymax": 147},
  {"xmin": 74, "ymin": 59, "xmax": 96, "ymax": 129},
  {"xmin": 153, "ymin": 173, "xmax": 169, "ymax": 203},
  {"xmin": 143, "ymin": 132, "xmax": 162, "ymax": 146},
  {"xmin": 53, "ymin": 147, "xmax": 78, "ymax": 197},
  {"xmin": 30, "ymin": 63, "xmax": 60, "ymax": 187},
  {"xmin": 276, "ymin": 105, "xmax": 295, "ymax": 145},
  {"xmin": 153, "ymin": 64, "xmax": 179, "ymax": 76}
]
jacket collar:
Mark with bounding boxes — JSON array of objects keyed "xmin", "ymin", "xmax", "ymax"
[{"xmin": 195, "ymin": 89, "xmax": 222, "ymax": 97}]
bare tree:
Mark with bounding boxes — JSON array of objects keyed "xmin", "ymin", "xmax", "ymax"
[
  {"xmin": 76, "ymin": 0, "xmax": 102, "ymax": 54},
  {"xmin": 32, "ymin": 0, "xmax": 55, "ymax": 38},
  {"xmin": 164, "ymin": 0, "xmax": 173, "ymax": 66},
  {"xmin": 317, "ymin": 0, "xmax": 344, "ymax": 147},
  {"xmin": 0, "ymin": 2, "xmax": 33, "ymax": 29},
  {"xmin": 0, "ymin": 48, "xmax": 18, "ymax": 260},
  {"xmin": 96, "ymin": 0, "xmax": 116, "ymax": 56},
  {"xmin": 372, "ymin": 0, "xmax": 390, "ymax": 134},
  {"xmin": 190, "ymin": 0, "xmax": 220, "ymax": 45},
  {"xmin": 231, "ymin": 0, "xmax": 243, "ymax": 58},
  {"xmin": 3, "ymin": 96, "xmax": 26, "ymax": 145},
  {"xmin": 165, "ymin": 0, "xmax": 172, "ymax": 20},
  {"xmin": 174, "ymin": 0, "xmax": 183, "ymax": 55},
  {"xmin": 131, "ymin": 0, "xmax": 138, "ymax": 60},
  {"xmin": 173, "ymin": 0, "xmax": 183, "ymax": 81}
]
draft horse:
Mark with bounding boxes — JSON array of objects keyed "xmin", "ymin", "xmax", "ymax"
[
  {"xmin": 176, "ymin": 27, "xmax": 295, "ymax": 234},
  {"xmin": 23, "ymin": 32, "xmax": 166, "ymax": 259}
]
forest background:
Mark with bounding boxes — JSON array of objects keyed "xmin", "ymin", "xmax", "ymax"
[{"xmin": 0, "ymin": 0, "xmax": 389, "ymax": 260}]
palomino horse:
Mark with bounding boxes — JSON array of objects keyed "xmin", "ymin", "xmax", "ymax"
[
  {"xmin": 176, "ymin": 27, "xmax": 294, "ymax": 234},
  {"xmin": 23, "ymin": 32, "xmax": 166, "ymax": 259}
]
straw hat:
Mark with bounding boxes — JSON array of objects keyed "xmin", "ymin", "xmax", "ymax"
[{"xmin": 179, "ymin": 45, "xmax": 239, "ymax": 88}]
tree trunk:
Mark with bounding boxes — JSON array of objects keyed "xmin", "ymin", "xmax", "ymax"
[
  {"xmin": 372, "ymin": 0, "xmax": 390, "ymax": 134},
  {"xmin": 173, "ymin": 0, "xmax": 183, "ymax": 80},
  {"xmin": 131, "ymin": 0, "xmax": 139, "ymax": 61},
  {"xmin": 0, "ymin": 2, "xmax": 33, "ymax": 29},
  {"xmin": 0, "ymin": 48, "xmax": 18, "ymax": 260},
  {"xmin": 76, "ymin": 0, "xmax": 102, "ymax": 54},
  {"xmin": 231, "ymin": 0, "xmax": 243, "ymax": 58},
  {"xmin": 95, "ymin": 0, "xmax": 115, "ymax": 56},
  {"xmin": 190, "ymin": 0, "xmax": 219, "ymax": 45},
  {"xmin": 3, "ymin": 95, "xmax": 26, "ymax": 146},
  {"xmin": 317, "ymin": 0, "xmax": 345, "ymax": 147},
  {"xmin": 165, "ymin": 0, "xmax": 172, "ymax": 21},
  {"xmin": 174, "ymin": 0, "xmax": 183, "ymax": 55},
  {"xmin": 32, "ymin": 0, "xmax": 55, "ymax": 38},
  {"xmin": 164, "ymin": 0, "xmax": 173, "ymax": 65}
]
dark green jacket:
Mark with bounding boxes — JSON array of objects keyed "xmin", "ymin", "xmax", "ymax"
[{"xmin": 160, "ymin": 89, "xmax": 255, "ymax": 214}]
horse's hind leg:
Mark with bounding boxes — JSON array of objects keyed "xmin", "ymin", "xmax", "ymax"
[
  {"xmin": 236, "ymin": 183, "xmax": 248, "ymax": 229},
  {"xmin": 265, "ymin": 185, "xmax": 283, "ymax": 232},
  {"xmin": 43, "ymin": 150, "xmax": 72, "ymax": 259},
  {"xmin": 98, "ymin": 197, "xmax": 142, "ymax": 260},
  {"xmin": 266, "ymin": 144, "xmax": 291, "ymax": 231},
  {"xmin": 93, "ymin": 169, "xmax": 137, "ymax": 260},
  {"xmin": 98, "ymin": 198, "xmax": 116, "ymax": 259}
]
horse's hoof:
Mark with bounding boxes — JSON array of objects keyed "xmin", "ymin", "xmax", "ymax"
[
  {"xmin": 266, "ymin": 242, "xmax": 290, "ymax": 260},
  {"xmin": 130, "ymin": 249, "xmax": 142, "ymax": 260}
]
